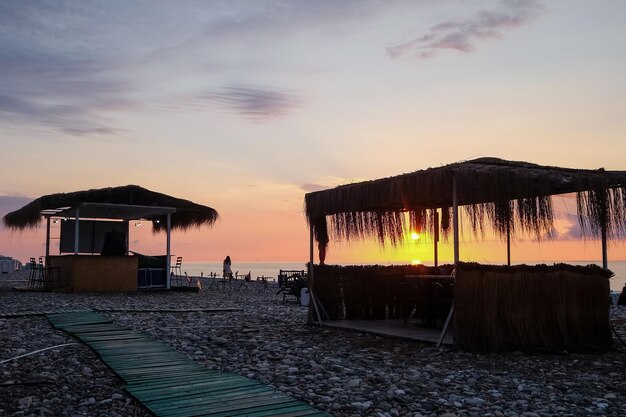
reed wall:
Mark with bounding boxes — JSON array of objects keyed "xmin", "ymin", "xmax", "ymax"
[
  {"xmin": 313, "ymin": 263, "xmax": 612, "ymax": 352},
  {"xmin": 454, "ymin": 264, "xmax": 612, "ymax": 352}
]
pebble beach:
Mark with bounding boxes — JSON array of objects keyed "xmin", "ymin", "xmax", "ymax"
[{"xmin": 1, "ymin": 270, "xmax": 626, "ymax": 417}]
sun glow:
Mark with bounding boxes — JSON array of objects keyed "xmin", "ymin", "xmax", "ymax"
[
  {"xmin": 411, "ymin": 259, "xmax": 422, "ymax": 265},
  {"xmin": 411, "ymin": 232, "xmax": 420, "ymax": 240}
]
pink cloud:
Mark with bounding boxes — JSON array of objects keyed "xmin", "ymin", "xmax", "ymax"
[{"xmin": 388, "ymin": 0, "xmax": 544, "ymax": 59}]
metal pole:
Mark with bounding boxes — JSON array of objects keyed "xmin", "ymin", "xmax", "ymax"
[
  {"xmin": 74, "ymin": 207, "xmax": 80, "ymax": 255},
  {"xmin": 600, "ymin": 190, "xmax": 608, "ymax": 270},
  {"xmin": 308, "ymin": 227, "xmax": 323, "ymax": 325},
  {"xmin": 506, "ymin": 216, "xmax": 511, "ymax": 266},
  {"xmin": 433, "ymin": 209, "xmax": 439, "ymax": 267},
  {"xmin": 452, "ymin": 176, "xmax": 459, "ymax": 267},
  {"xmin": 124, "ymin": 221, "xmax": 130, "ymax": 256},
  {"xmin": 308, "ymin": 227, "xmax": 314, "ymax": 324},
  {"xmin": 166, "ymin": 213, "xmax": 171, "ymax": 289},
  {"xmin": 601, "ymin": 214, "xmax": 608, "ymax": 270},
  {"xmin": 45, "ymin": 217, "xmax": 51, "ymax": 257}
]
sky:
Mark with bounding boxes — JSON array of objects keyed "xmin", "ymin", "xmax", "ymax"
[{"xmin": 1, "ymin": 0, "xmax": 625, "ymax": 266}]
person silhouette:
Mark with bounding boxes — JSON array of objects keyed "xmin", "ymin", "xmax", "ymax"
[{"xmin": 223, "ymin": 256, "xmax": 233, "ymax": 280}]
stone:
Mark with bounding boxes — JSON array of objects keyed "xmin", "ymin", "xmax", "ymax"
[
  {"xmin": 346, "ymin": 378, "xmax": 361, "ymax": 388},
  {"xmin": 213, "ymin": 337, "xmax": 228, "ymax": 345},
  {"xmin": 18, "ymin": 396, "xmax": 33, "ymax": 409},
  {"xmin": 2, "ymin": 277, "xmax": 626, "ymax": 417},
  {"xmin": 465, "ymin": 397, "xmax": 485, "ymax": 406}
]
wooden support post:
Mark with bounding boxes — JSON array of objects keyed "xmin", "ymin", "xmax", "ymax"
[
  {"xmin": 166, "ymin": 213, "xmax": 171, "ymax": 289},
  {"xmin": 452, "ymin": 176, "xmax": 459, "ymax": 267},
  {"xmin": 601, "ymin": 226, "xmax": 608, "ymax": 270},
  {"xmin": 74, "ymin": 207, "xmax": 80, "ymax": 255},
  {"xmin": 433, "ymin": 209, "xmax": 439, "ymax": 267},
  {"xmin": 308, "ymin": 227, "xmax": 323, "ymax": 325},
  {"xmin": 506, "ymin": 216, "xmax": 511, "ymax": 267},
  {"xmin": 45, "ymin": 217, "xmax": 51, "ymax": 257},
  {"xmin": 601, "ymin": 207, "xmax": 608, "ymax": 271},
  {"xmin": 599, "ymin": 189, "xmax": 608, "ymax": 270}
]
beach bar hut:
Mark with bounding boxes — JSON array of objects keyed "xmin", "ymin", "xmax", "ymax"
[
  {"xmin": 3, "ymin": 185, "xmax": 218, "ymax": 292},
  {"xmin": 304, "ymin": 157, "xmax": 626, "ymax": 351}
]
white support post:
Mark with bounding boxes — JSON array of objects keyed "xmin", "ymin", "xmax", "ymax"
[
  {"xmin": 74, "ymin": 207, "xmax": 80, "ymax": 255},
  {"xmin": 166, "ymin": 213, "xmax": 171, "ymax": 289}
]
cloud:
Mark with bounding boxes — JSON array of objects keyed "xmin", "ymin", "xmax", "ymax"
[
  {"xmin": 552, "ymin": 211, "xmax": 585, "ymax": 241},
  {"xmin": 387, "ymin": 0, "xmax": 544, "ymax": 59},
  {"xmin": 300, "ymin": 183, "xmax": 331, "ymax": 193},
  {"xmin": 0, "ymin": 195, "xmax": 32, "ymax": 219},
  {"xmin": 0, "ymin": 1, "xmax": 423, "ymax": 132},
  {"xmin": 0, "ymin": 94, "xmax": 122, "ymax": 136},
  {"xmin": 199, "ymin": 86, "xmax": 303, "ymax": 122},
  {"xmin": 300, "ymin": 176, "xmax": 368, "ymax": 193}
]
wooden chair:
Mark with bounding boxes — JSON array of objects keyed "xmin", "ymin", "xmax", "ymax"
[
  {"xmin": 221, "ymin": 271, "xmax": 234, "ymax": 290},
  {"xmin": 184, "ymin": 272, "xmax": 202, "ymax": 289},
  {"xmin": 206, "ymin": 272, "xmax": 219, "ymax": 289},
  {"xmin": 277, "ymin": 270, "xmax": 307, "ymax": 302},
  {"xmin": 236, "ymin": 271, "xmax": 251, "ymax": 290},
  {"xmin": 256, "ymin": 276, "xmax": 270, "ymax": 292}
]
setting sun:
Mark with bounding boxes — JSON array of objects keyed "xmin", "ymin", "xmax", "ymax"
[
  {"xmin": 411, "ymin": 232, "xmax": 420, "ymax": 240},
  {"xmin": 411, "ymin": 259, "xmax": 422, "ymax": 265}
]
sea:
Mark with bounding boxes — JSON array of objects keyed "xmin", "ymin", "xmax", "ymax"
[{"xmin": 183, "ymin": 260, "xmax": 626, "ymax": 292}]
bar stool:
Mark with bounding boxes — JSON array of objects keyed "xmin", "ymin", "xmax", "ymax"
[
  {"xmin": 44, "ymin": 257, "xmax": 63, "ymax": 290},
  {"xmin": 171, "ymin": 257, "xmax": 183, "ymax": 286},
  {"xmin": 28, "ymin": 258, "xmax": 38, "ymax": 288}
]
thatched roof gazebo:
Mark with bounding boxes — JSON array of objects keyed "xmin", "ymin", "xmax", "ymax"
[
  {"xmin": 3, "ymin": 185, "xmax": 218, "ymax": 291},
  {"xmin": 303, "ymin": 157, "xmax": 626, "ymax": 351},
  {"xmin": 3, "ymin": 184, "xmax": 218, "ymax": 232},
  {"xmin": 305, "ymin": 157, "xmax": 626, "ymax": 267}
]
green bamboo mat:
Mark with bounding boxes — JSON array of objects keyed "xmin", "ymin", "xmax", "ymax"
[
  {"xmin": 48, "ymin": 311, "xmax": 330, "ymax": 417},
  {"xmin": 0, "ymin": 309, "xmax": 91, "ymax": 318}
]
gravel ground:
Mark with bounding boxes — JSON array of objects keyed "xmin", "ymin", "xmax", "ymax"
[{"xmin": 1, "ymin": 270, "xmax": 626, "ymax": 417}]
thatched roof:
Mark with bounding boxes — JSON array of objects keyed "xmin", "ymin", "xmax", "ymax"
[
  {"xmin": 3, "ymin": 185, "xmax": 219, "ymax": 232},
  {"xmin": 305, "ymin": 157, "xmax": 626, "ymax": 247}
]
